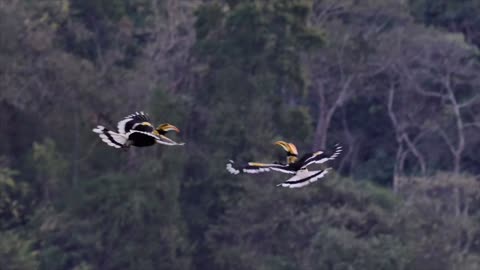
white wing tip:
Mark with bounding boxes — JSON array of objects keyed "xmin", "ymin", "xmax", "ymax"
[
  {"xmin": 226, "ymin": 162, "xmax": 240, "ymax": 175},
  {"xmin": 92, "ymin": 126, "xmax": 105, "ymax": 133},
  {"xmin": 328, "ymin": 144, "xmax": 343, "ymax": 160}
]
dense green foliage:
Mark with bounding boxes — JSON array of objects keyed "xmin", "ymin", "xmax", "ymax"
[{"xmin": 1, "ymin": 0, "xmax": 480, "ymax": 269}]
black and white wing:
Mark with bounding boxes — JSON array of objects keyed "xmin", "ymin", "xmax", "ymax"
[
  {"xmin": 156, "ymin": 133, "xmax": 185, "ymax": 146},
  {"xmin": 117, "ymin": 111, "xmax": 151, "ymax": 134},
  {"xmin": 226, "ymin": 161, "xmax": 295, "ymax": 175},
  {"xmin": 299, "ymin": 144, "xmax": 343, "ymax": 169},
  {"xmin": 277, "ymin": 168, "xmax": 330, "ymax": 188},
  {"xmin": 93, "ymin": 126, "xmax": 128, "ymax": 148},
  {"xmin": 126, "ymin": 130, "xmax": 184, "ymax": 146}
]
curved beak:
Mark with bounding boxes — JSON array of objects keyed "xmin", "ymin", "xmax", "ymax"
[
  {"xmin": 274, "ymin": 141, "xmax": 291, "ymax": 152},
  {"xmin": 288, "ymin": 143, "xmax": 298, "ymax": 156},
  {"xmin": 158, "ymin": 124, "xmax": 180, "ymax": 133},
  {"xmin": 274, "ymin": 141, "xmax": 298, "ymax": 156}
]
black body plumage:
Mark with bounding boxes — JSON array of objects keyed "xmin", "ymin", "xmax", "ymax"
[
  {"xmin": 93, "ymin": 111, "xmax": 183, "ymax": 149},
  {"xmin": 226, "ymin": 142, "xmax": 342, "ymax": 188}
]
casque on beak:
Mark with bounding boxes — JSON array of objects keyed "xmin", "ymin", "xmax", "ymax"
[
  {"xmin": 287, "ymin": 143, "xmax": 298, "ymax": 156},
  {"xmin": 157, "ymin": 123, "xmax": 180, "ymax": 133},
  {"xmin": 274, "ymin": 141, "xmax": 291, "ymax": 152},
  {"xmin": 275, "ymin": 141, "xmax": 298, "ymax": 155},
  {"xmin": 275, "ymin": 140, "xmax": 298, "ymax": 164}
]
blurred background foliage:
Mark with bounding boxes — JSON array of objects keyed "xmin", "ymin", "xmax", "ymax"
[{"xmin": 1, "ymin": 0, "xmax": 480, "ymax": 269}]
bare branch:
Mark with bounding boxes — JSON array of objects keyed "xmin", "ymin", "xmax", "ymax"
[
  {"xmin": 464, "ymin": 122, "xmax": 480, "ymax": 129},
  {"xmin": 436, "ymin": 127, "xmax": 456, "ymax": 160},
  {"xmin": 459, "ymin": 95, "xmax": 480, "ymax": 109}
]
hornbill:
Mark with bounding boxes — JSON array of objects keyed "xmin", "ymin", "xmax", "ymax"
[
  {"xmin": 93, "ymin": 111, "xmax": 184, "ymax": 149},
  {"xmin": 226, "ymin": 141, "xmax": 342, "ymax": 188}
]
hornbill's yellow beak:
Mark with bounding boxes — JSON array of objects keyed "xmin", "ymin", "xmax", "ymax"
[
  {"xmin": 274, "ymin": 141, "xmax": 298, "ymax": 156},
  {"xmin": 275, "ymin": 141, "xmax": 290, "ymax": 152},
  {"xmin": 156, "ymin": 123, "xmax": 180, "ymax": 133},
  {"xmin": 288, "ymin": 143, "xmax": 298, "ymax": 156}
]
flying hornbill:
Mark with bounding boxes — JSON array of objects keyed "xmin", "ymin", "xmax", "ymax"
[
  {"xmin": 226, "ymin": 141, "xmax": 342, "ymax": 188},
  {"xmin": 93, "ymin": 111, "xmax": 184, "ymax": 149}
]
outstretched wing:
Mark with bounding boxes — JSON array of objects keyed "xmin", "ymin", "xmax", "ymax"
[
  {"xmin": 117, "ymin": 111, "xmax": 151, "ymax": 134},
  {"xmin": 93, "ymin": 126, "xmax": 128, "ymax": 148},
  {"xmin": 226, "ymin": 161, "xmax": 295, "ymax": 175},
  {"xmin": 157, "ymin": 134, "xmax": 185, "ymax": 146},
  {"xmin": 126, "ymin": 130, "xmax": 184, "ymax": 146},
  {"xmin": 298, "ymin": 144, "xmax": 343, "ymax": 169},
  {"xmin": 277, "ymin": 169, "xmax": 330, "ymax": 188}
]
